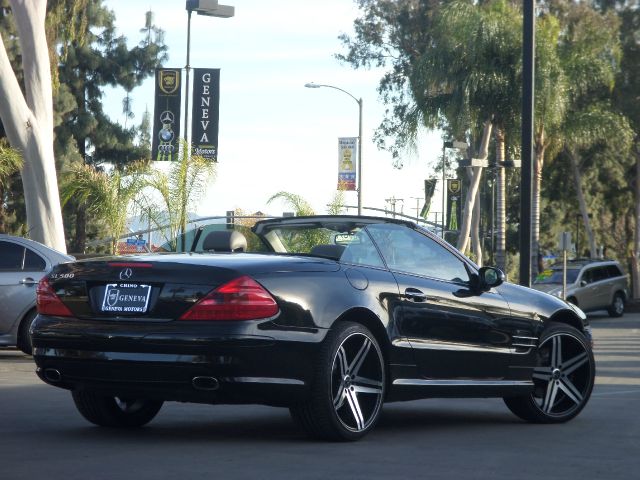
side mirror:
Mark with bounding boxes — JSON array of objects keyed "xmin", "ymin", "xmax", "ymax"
[
  {"xmin": 479, "ymin": 266, "xmax": 505, "ymax": 289},
  {"xmin": 580, "ymin": 280, "xmax": 587, "ymax": 287}
]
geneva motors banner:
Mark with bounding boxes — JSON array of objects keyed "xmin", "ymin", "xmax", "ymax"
[
  {"xmin": 446, "ymin": 178, "xmax": 462, "ymax": 231},
  {"xmin": 191, "ymin": 68, "xmax": 220, "ymax": 161},
  {"xmin": 338, "ymin": 137, "xmax": 357, "ymax": 191},
  {"xmin": 151, "ymin": 68, "xmax": 182, "ymax": 161}
]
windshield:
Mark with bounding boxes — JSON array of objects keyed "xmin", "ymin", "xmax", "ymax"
[
  {"xmin": 535, "ymin": 268, "xmax": 580, "ymax": 285},
  {"xmin": 260, "ymin": 223, "xmax": 366, "ymax": 254}
]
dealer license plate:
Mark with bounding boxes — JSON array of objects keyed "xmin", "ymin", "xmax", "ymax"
[{"xmin": 101, "ymin": 283, "xmax": 152, "ymax": 313}]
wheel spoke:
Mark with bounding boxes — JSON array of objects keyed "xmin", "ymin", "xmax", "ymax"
[
  {"xmin": 345, "ymin": 388, "xmax": 365, "ymax": 430},
  {"xmin": 551, "ymin": 336, "xmax": 562, "ymax": 368},
  {"xmin": 558, "ymin": 378, "xmax": 584, "ymax": 406},
  {"xmin": 334, "ymin": 386, "xmax": 346, "ymax": 410},
  {"xmin": 562, "ymin": 351, "xmax": 588, "ymax": 376},
  {"xmin": 354, "ymin": 375, "xmax": 383, "ymax": 388},
  {"xmin": 532, "ymin": 367, "xmax": 553, "ymax": 382},
  {"xmin": 336, "ymin": 346, "xmax": 348, "ymax": 377},
  {"xmin": 542, "ymin": 381, "xmax": 559, "ymax": 413},
  {"xmin": 348, "ymin": 337, "xmax": 372, "ymax": 377}
]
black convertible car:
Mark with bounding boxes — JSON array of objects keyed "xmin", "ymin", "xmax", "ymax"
[{"xmin": 32, "ymin": 215, "xmax": 595, "ymax": 440}]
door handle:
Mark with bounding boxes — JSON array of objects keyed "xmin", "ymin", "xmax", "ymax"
[
  {"xmin": 20, "ymin": 278, "xmax": 38, "ymax": 285},
  {"xmin": 404, "ymin": 288, "xmax": 429, "ymax": 302}
]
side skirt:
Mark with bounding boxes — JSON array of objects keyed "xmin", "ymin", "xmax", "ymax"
[{"xmin": 386, "ymin": 379, "xmax": 535, "ymax": 402}]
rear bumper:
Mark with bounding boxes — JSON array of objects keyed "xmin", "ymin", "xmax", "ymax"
[{"xmin": 32, "ymin": 315, "xmax": 323, "ymax": 407}]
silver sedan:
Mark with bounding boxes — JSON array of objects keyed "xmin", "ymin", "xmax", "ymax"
[{"xmin": 0, "ymin": 235, "xmax": 74, "ymax": 354}]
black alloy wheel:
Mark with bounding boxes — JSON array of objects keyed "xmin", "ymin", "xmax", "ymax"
[
  {"xmin": 607, "ymin": 293, "xmax": 625, "ymax": 317},
  {"xmin": 290, "ymin": 322, "xmax": 385, "ymax": 441},
  {"xmin": 72, "ymin": 390, "xmax": 163, "ymax": 427},
  {"xmin": 504, "ymin": 323, "xmax": 595, "ymax": 423}
]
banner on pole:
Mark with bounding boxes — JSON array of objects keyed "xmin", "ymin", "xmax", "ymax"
[
  {"xmin": 446, "ymin": 178, "xmax": 462, "ymax": 231},
  {"xmin": 151, "ymin": 68, "xmax": 182, "ymax": 161},
  {"xmin": 338, "ymin": 137, "xmax": 357, "ymax": 191},
  {"xmin": 191, "ymin": 68, "xmax": 220, "ymax": 161},
  {"xmin": 420, "ymin": 178, "xmax": 438, "ymax": 218}
]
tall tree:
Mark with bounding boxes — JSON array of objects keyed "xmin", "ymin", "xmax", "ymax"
[
  {"xmin": 53, "ymin": 1, "xmax": 167, "ymax": 252},
  {"xmin": 0, "ymin": 0, "xmax": 66, "ymax": 250}
]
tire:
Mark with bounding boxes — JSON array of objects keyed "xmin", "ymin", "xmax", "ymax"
[
  {"xmin": 607, "ymin": 293, "xmax": 625, "ymax": 317},
  {"xmin": 504, "ymin": 322, "xmax": 595, "ymax": 423},
  {"xmin": 17, "ymin": 310, "xmax": 37, "ymax": 355},
  {"xmin": 72, "ymin": 390, "xmax": 163, "ymax": 428},
  {"xmin": 290, "ymin": 322, "xmax": 385, "ymax": 441}
]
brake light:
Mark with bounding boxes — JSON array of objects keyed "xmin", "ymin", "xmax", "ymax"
[
  {"xmin": 36, "ymin": 278, "xmax": 73, "ymax": 317},
  {"xmin": 179, "ymin": 276, "xmax": 279, "ymax": 321}
]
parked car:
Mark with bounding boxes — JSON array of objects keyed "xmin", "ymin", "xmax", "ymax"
[
  {"xmin": 0, "ymin": 234, "xmax": 74, "ymax": 354},
  {"xmin": 32, "ymin": 216, "xmax": 595, "ymax": 441},
  {"xmin": 532, "ymin": 259, "xmax": 628, "ymax": 317}
]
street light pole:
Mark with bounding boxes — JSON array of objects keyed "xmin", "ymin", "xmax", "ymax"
[
  {"xmin": 184, "ymin": 8, "xmax": 193, "ymax": 144},
  {"xmin": 181, "ymin": 1, "xmax": 234, "ymax": 251},
  {"xmin": 305, "ymin": 82, "xmax": 363, "ymax": 216}
]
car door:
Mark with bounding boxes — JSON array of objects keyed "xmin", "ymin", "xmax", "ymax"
[
  {"xmin": 0, "ymin": 240, "xmax": 46, "ymax": 336},
  {"xmin": 577, "ymin": 267, "xmax": 607, "ymax": 311},
  {"xmin": 366, "ymin": 224, "xmax": 515, "ymax": 381}
]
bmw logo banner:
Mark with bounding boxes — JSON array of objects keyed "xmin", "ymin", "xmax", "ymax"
[{"xmin": 152, "ymin": 68, "xmax": 182, "ymax": 161}]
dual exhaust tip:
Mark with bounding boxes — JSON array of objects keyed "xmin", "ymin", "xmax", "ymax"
[{"xmin": 41, "ymin": 368, "xmax": 219, "ymax": 392}]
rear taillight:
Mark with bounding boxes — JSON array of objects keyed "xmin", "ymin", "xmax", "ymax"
[
  {"xmin": 36, "ymin": 278, "xmax": 73, "ymax": 317},
  {"xmin": 179, "ymin": 276, "xmax": 279, "ymax": 321}
]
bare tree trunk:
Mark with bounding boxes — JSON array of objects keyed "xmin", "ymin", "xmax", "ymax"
[
  {"xmin": 0, "ymin": 1, "xmax": 66, "ymax": 251},
  {"xmin": 495, "ymin": 127, "xmax": 506, "ymax": 272},
  {"xmin": 471, "ymin": 185, "xmax": 482, "ymax": 266},
  {"xmin": 531, "ymin": 143, "xmax": 545, "ymax": 281},
  {"xmin": 567, "ymin": 147, "xmax": 597, "ymax": 258},
  {"xmin": 457, "ymin": 119, "xmax": 492, "ymax": 254},
  {"xmin": 633, "ymin": 144, "xmax": 640, "ymax": 299}
]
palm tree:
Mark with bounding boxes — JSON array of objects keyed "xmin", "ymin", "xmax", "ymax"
[
  {"xmin": 0, "ymin": 142, "xmax": 23, "ymax": 233},
  {"xmin": 410, "ymin": 0, "xmax": 522, "ymax": 267},
  {"xmin": 142, "ymin": 140, "xmax": 215, "ymax": 252},
  {"xmin": 60, "ymin": 162, "xmax": 149, "ymax": 254},
  {"xmin": 0, "ymin": 141, "xmax": 23, "ymax": 187}
]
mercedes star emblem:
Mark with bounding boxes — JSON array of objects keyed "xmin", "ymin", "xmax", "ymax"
[{"xmin": 119, "ymin": 268, "xmax": 133, "ymax": 280}]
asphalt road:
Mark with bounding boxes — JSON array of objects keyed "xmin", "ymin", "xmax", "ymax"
[{"xmin": 1, "ymin": 313, "xmax": 639, "ymax": 480}]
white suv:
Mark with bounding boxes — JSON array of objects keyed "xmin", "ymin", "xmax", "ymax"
[{"xmin": 533, "ymin": 259, "xmax": 629, "ymax": 317}]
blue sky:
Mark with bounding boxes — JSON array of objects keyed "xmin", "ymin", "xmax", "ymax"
[{"xmin": 104, "ymin": 0, "xmax": 444, "ymax": 219}]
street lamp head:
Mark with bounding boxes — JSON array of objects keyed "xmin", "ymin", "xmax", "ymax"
[
  {"xmin": 304, "ymin": 82, "xmax": 320, "ymax": 88},
  {"xmin": 186, "ymin": 0, "xmax": 235, "ymax": 18}
]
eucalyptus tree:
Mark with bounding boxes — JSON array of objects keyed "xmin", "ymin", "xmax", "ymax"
[{"xmin": 0, "ymin": 0, "xmax": 66, "ymax": 250}]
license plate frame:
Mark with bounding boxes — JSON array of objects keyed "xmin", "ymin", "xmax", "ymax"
[{"xmin": 100, "ymin": 283, "xmax": 152, "ymax": 313}]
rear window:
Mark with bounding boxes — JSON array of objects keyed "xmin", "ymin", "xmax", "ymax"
[
  {"xmin": 606, "ymin": 265, "xmax": 623, "ymax": 278},
  {"xmin": 0, "ymin": 241, "xmax": 46, "ymax": 271}
]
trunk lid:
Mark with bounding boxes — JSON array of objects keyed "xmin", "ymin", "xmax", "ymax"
[{"xmin": 46, "ymin": 253, "xmax": 339, "ymax": 320}]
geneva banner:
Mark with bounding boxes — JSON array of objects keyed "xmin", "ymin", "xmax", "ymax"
[
  {"xmin": 191, "ymin": 68, "xmax": 220, "ymax": 161},
  {"xmin": 446, "ymin": 178, "xmax": 462, "ymax": 231},
  {"xmin": 152, "ymin": 68, "xmax": 182, "ymax": 161},
  {"xmin": 338, "ymin": 137, "xmax": 357, "ymax": 191}
]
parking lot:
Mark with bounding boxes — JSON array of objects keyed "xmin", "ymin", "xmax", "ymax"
[{"xmin": 1, "ymin": 313, "xmax": 639, "ymax": 479}]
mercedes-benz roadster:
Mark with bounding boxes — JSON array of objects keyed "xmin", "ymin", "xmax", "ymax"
[{"xmin": 32, "ymin": 215, "xmax": 595, "ymax": 441}]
